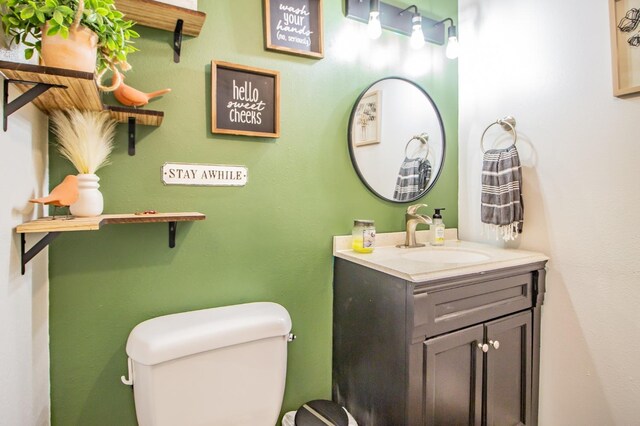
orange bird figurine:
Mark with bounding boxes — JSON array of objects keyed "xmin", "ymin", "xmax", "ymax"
[
  {"xmin": 29, "ymin": 175, "xmax": 79, "ymax": 216},
  {"xmin": 112, "ymin": 71, "xmax": 171, "ymax": 107}
]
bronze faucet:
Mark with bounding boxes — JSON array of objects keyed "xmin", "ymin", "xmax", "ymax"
[{"xmin": 397, "ymin": 204, "xmax": 432, "ymax": 248}]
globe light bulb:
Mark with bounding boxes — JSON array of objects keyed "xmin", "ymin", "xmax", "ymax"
[
  {"xmin": 446, "ymin": 25, "xmax": 459, "ymax": 59},
  {"xmin": 445, "ymin": 36, "xmax": 459, "ymax": 59},
  {"xmin": 409, "ymin": 16, "xmax": 425, "ymax": 50},
  {"xmin": 367, "ymin": 12, "xmax": 382, "ymax": 40}
]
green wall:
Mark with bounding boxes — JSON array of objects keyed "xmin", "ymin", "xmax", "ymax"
[{"xmin": 48, "ymin": 0, "xmax": 458, "ymax": 424}]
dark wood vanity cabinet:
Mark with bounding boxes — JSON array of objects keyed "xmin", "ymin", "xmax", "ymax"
[
  {"xmin": 332, "ymin": 258, "xmax": 547, "ymax": 426},
  {"xmin": 424, "ymin": 311, "xmax": 532, "ymax": 425}
]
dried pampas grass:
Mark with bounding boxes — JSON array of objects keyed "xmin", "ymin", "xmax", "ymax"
[{"xmin": 50, "ymin": 110, "xmax": 117, "ymax": 174}]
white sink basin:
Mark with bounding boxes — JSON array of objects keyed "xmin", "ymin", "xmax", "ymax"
[
  {"xmin": 400, "ymin": 248, "xmax": 492, "ymax": 264},
  {"xmin": 333, "ymin": 230, "xmax": 549, "ymax": 282}
]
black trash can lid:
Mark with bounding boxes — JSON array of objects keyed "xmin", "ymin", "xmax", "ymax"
[{"xmin": 294, "ymin": 399, "xmax": 348, "ymax": 426}]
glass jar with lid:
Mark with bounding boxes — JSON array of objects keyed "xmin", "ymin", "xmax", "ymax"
[{"xmin": 352, "ymin": 220, "xmax": 376, "ymax": 253}]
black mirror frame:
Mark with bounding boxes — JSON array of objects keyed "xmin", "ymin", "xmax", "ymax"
[{"xmin": 347, "ymin": 77, "xmax": 447, "ymax": 203}]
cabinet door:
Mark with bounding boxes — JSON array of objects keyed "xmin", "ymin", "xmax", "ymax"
[
  {"xmin": 485, "ymin": 311, "xmax": 532, "ymax": 426},
  {"xmin": 424, "ymin": 325, "xmax": 484, "ymax": 426}
]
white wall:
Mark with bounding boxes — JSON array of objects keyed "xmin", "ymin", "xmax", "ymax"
[
  {"xmin": 0, "ymin": 48, "xmax": 50, "ymax": 425},
  {"xmin": 458, "ymin": 0, "xmax": 640, "ymax": 424}
]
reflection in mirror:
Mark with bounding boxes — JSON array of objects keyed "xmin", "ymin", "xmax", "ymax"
[{"xmin": 348, "ymin": 78, "xmax": 446, "ymax": 203}]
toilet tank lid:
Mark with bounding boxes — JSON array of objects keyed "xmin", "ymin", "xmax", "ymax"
[{"xmin": 126, "ymin": 302, "xmax": 292, "ymax": 366}]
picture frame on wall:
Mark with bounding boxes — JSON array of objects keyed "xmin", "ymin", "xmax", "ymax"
[
  {"xmin": 211, "ymin": 61, "xmax": 280, "ymax": 138},
  {"xmin": 609, "ymin": 0, "xmax": 640, "ymax": 96},
  {"xmin": 353, "ymin": 90, "xmax": 381, "ymax": 147},
  {"xmin": 263, "ymin": 0, "xmax": 324, "ymax": 59}
]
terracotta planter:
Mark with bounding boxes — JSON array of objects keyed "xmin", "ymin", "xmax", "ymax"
[{"xmin": 40, "ymin": 23, "xmax": 98, "ymax": 73}]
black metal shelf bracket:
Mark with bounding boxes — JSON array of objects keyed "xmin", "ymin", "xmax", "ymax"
[
  {"xmin": 128, "ymin": 117, "xmax": 137, "ymax": 156},
  {"xmin": 3, "ymin": 79, "xmax": 66, "ymax": 131},
  {"xmin": 168, "ymin": 221, "xmax": 177, "ymax": 248},
  {"xmin": 173, "ymin": 19, "xmax": 184, "ymax": 63},
  {"xmin": 20, "ymin": 232, "xmax": 61, "ymax": 275}
]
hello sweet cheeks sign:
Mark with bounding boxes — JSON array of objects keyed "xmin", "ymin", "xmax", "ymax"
[{"xmin": 211, "ymin": 61, "xmax": 280, "ymax": 138}]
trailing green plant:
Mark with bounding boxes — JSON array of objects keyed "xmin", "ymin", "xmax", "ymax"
[{"xmin": 0, "ymin": 0, "xmax": 139, "ymax": 73}]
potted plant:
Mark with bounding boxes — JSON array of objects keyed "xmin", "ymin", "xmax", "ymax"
[
  {"xmin": 50, "ymin": 109, "xmax": 116, "ymax": 217},
  {"xmin": 0, "ymin": 0, "xmax": 138, "ymax": 90}
]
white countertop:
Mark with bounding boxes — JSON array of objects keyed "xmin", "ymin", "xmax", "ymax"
[{"xmin": 333, "ymin": 229, "xmax": 548, "ymax": 282}]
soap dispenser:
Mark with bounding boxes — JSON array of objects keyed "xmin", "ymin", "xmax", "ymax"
[{"xmin": 430, "ymin": 208, "xmax": 446, "ymax": 246}]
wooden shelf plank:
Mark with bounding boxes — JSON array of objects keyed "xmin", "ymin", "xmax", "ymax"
[
  {"xmin": 102, "ymin": 212, "xmax": 205, "ymax": 225},
  {"xmin": 115, "ymin": 0, "xmax": 206, "ymax": 37},
  {"xmin": 105, "ymin": 105, "xmax": 164, "ymax": 126},
  {"xmin": 17, "ymin": 216, "xmax": 103, "ymax": 233},
  {"xmin": 17, "ymin": 212, "xmax": 205, "ymax": 234},
  {"xmin": 0, "ymin": 61, "xmax": 164, "ymax": 128},
  {"xmin": 0, "ymin": 60, "xmax": 102, "ymax": 113}
]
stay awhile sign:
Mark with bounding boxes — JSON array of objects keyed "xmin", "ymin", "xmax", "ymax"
[{"xmin": 162, "ymin": 163, "xmax": 248, "ymax": 187}]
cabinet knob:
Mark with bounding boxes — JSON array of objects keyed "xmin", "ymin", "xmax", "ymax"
[
  {"xmin": 477, "ymin": 342, "xmax": 489, "ymax": 353},
  {"xmin": 489, "ymin": 340, "xmax": 500, "ymax": 350}
]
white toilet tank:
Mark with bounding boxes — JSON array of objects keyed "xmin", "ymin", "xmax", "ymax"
[{"xmin": 123, "ymin": 302, "xmax": 292, "ymax": 426}]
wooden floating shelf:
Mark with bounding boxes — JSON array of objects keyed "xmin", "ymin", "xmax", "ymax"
[
  {"xmin": 17, "ymin": 212, "xmax": 205, "ymax": 234},
  {"xmin": 115, "ymin": 0, "xmax": 207, "ymax": 37},
  {"xmin": 0, "ymin": 61, "xmax": 101, "ymax": 113},
  {"xmin": 0, "ymin": 61, "xmax": 164, "ymax": 126},
  {"xmin": 106, "ymin": 105, "xmax": 164, "ymax": 127},
  {"xmin": 17, "ymin": 212, "xmax": 206, "ymax": 275}
]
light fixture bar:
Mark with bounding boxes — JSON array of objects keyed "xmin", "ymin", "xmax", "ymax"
[{"xmin": 346, "ymin": 0, "xmax": 445, "ymax": 45}]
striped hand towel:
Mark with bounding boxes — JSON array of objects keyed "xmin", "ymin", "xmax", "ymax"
[
  {"xmin": 394, "ymin": 157, "xmax": 432, "ymax": 201},
  {"xmin": 481, "ymin": 145, "xmax": 523, "ymax": 240}
]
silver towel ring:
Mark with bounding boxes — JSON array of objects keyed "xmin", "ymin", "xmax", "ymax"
[
  {"xmin": 404, "ymin": 133, "xmax": 430, "ymax": 159},
  {"xmin": 480, "ymin": 116, "xmax": 517, "ymax": 153}
]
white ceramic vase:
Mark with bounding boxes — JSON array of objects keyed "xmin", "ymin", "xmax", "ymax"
[{"xmin": 70, "ymin": 174, "xmax": 104, "ymax": 217}]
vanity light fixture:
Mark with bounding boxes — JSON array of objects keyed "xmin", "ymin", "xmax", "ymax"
[
  {"xmin": 434, "ymin": 18, "xmax": 459, "ymax": 59},
  {"xmin": 367, "ymin": 0, "xmax": 382, "ymax": 39},
  {"xmin": 400, "ymin": 5, "xmax": 425, "ymax": 50},
  {"xmin": 346, "ymin": 0, "xmax": 445, "ymax": 47}
]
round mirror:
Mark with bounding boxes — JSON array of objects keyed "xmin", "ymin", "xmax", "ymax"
[{"xmin": 348, "ymin": 77, "xmax": 446, "ymax": 203}]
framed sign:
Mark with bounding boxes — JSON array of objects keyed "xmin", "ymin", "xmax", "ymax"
[
  {"xmin": 263, "ymin": 0, "xmax": 324, "ymax": 59},
  {"xmin": 609, "ymin": 0, "xmax": 640, "ymax": 96},
  {"xmin": 162, "ymin": 163, "xmax": 248, "ymax": 187},
  {"xmin": 212, "ymin": 61, "xmax": 280, "ymax": 138}
]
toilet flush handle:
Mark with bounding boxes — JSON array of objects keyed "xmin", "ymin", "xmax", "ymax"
[
  {"xmin": 121, "ymin": 357, "xmax": 134, "ymax": 386},
  {"xmin": 288, "ymin": 333, "xmax": 296, "ymax": 342}
]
